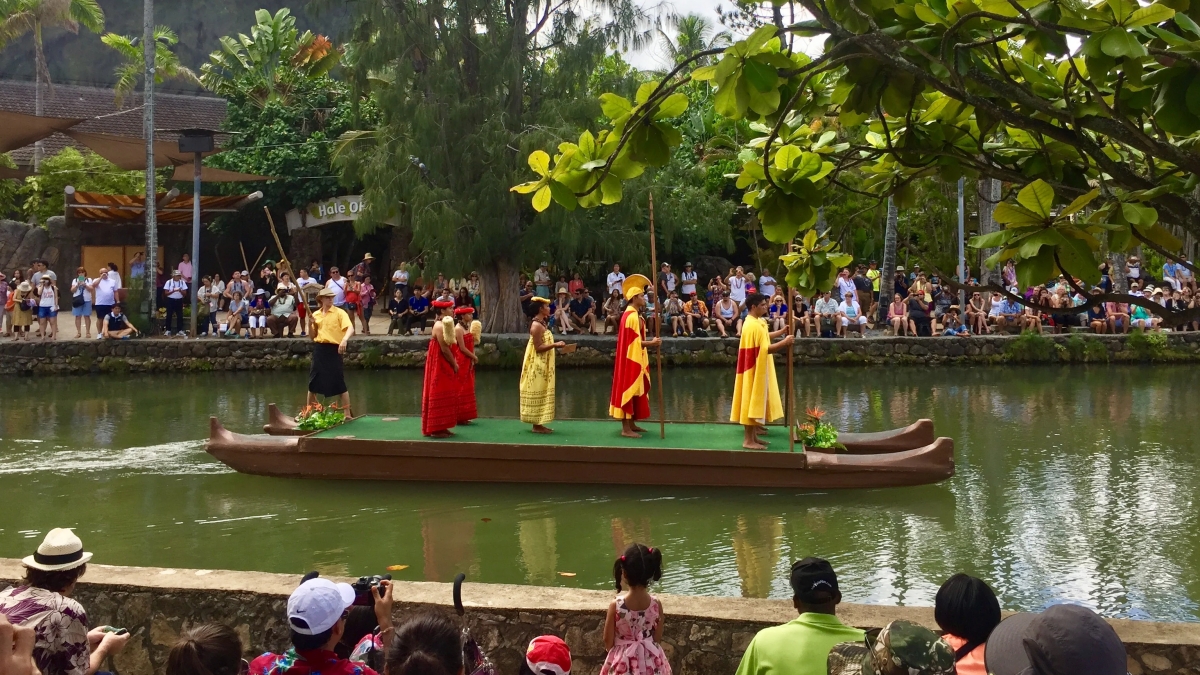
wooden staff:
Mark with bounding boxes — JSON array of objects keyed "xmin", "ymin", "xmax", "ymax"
[
  {"xmin": 649, "ymin": 192, "xmax": 665, "ymax": 439},
  {"xmin": 263, "ymin": 207, "xmax": 291, "ymax": 269},
  {"xmin": 250, "ymin": 246, "xmax": 268, "ymax": 273},
  {"xmin": 787, "ymin": 242, "xmax": 797, "ymax": 452},
  {"xmin": 239, "ymin": 241, "xmax": 250, "ymax": 272}
]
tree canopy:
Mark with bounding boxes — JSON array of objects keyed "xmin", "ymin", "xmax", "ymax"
[{"xmin": 515, "ymin": 0, "xmax": 1200, "ymax": 326}]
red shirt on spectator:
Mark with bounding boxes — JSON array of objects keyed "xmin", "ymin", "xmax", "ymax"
[{"xmin": 249, "ymin": 649, "xmax": 379, "ymax": 675}]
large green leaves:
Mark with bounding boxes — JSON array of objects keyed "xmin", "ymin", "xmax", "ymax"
[{"xmin": 781, "ymin": 230, "xmax": 855, "ymax": 297}]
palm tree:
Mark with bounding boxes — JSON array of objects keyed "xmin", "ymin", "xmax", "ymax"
[
  {"xmin": 102, "ymin": 27, "xmax": 200, "ymax": 107},
  {"xmin": 0, "ymin": 0, "xmax": 105, "ymax": 170},
  {"xmin": 878, "ymin": 197, "xmax": 898, "ymax": 325},
  {"xmin": 658, "ymin": 13, "xmax": 731, "ymax": 67}
]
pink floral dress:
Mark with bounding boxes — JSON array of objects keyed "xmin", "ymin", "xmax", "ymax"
[{"xmin": 600, "ymin": 595, "xmax": 671, "ymax": 675}]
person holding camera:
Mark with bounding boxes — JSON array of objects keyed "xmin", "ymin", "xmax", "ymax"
[{"xmin": 248, "ymin": 575, "xmax": 393, "ymax": 675}]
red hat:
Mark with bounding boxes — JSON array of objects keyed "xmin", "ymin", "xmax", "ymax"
[
  {"xmin": 454, "ymin": 306, "xmax": 475, "ymax": 315},
  {"xmin": 431, "ymin": 299, "xmax": 454, "ymax": 309},
  {"xmin": 525, "ymin": 636, "xmax": 571, "ymax": 675}
]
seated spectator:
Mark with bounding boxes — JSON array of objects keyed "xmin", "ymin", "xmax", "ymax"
[
  {"xmin": 405, "ymin": 287, "xmax": 432, "ymax": 335},
  {"xmin": 768, "ymin": 294, "xmax": 788, "ymax": 332},
  {"xmin": 555, "ymin": 274, "xmax": 570, "ymax": 297},
  {"xmin": 568, "ymin": 272, "xmax": 585, "ymax": 296},
  {"xmin": 248, "ymin": 289, "xmax": 271, "ymax": 338},
  {"xmin": 814, "ymin": 290, "xmax": 839, "ymax": 338},
  {"xmin": 553, "ymin": 290, "xmax": 574, "ymax": 334},
  {"xmin": 167, "ymin": 624, "xmax": 243, "ymax": 675},
  {"xmin": 569, "ymin": 288, "xmax": 598, "ymax": 335},
  {"xmin": 985, "ymin": 604, "xmax": 1125, "ymax": 675},
  {"xmin": 941, "ymin": 307, "xmax": 970, "ymax": 337},
  {"xmin": 0, "ymin": 614, "xmax": 36, "ymax": 675},
  {"xmin": 887, "ymin": 295, "xmax": 908, "ymax": 336},
  {"xmin": 1105, "ymin": 299, "xmax": 1129, "ymax": 334},
  {"xmin": 906, "ymin": 294, "xmax": 932, "ymax": 336},
  {"xmin": 0, "ymin": 529, "xmax": 130, "ymax": 675},
  {"xmin": 713, "ymin": 292, "xmax": 739, "ymax": 337},
  {"xmin": 665, "ymin": 291, "xmax": 686, "ymax": 336},
  {"xmin": 386, "ymin": 290, "xmax": 409, "ymax": 336},
  {"xmin": 1085, "ymin": 290, "xmax": 1108, "ymax": 334},
  {"xmin": 385, "ymin": 615, "xmax": 461, "ymax": 675},
  {"xmin": 268, "ymin": 285, "xmax": 300, "ymax": 338},
  {"xmin": 521, "ymin": 636, "xmax": 572, "ymax": 675},
  {"xmin": 682, "ymin": 293, "xmax": 709, "ymax": 336},
  {"xmin": 602, "ymin": 290, "xmax": 624, "ymax": 335},
  {"xmin": 1021, "ymin": 300, "xmax": 1044, "ymax": 334},
  {"xmin": 837, "ymin": 290, "xmax": 865, "ymax": 338},
  {"xmin": 249, "ymin": 576, "xmax": 390, "ymax": 675},
  {"xmin": 1130, "ymin": 303, "xmax": 1158, "ymax": 330},
  {"xmin": 931, "ymin": 286, "xmax": 954, "ymax": 330},
  {"xmin": 794, "ymin": 295, "xmax": 813, "ymax": 338},
  {"xmin": 102, "ymin": 303, "xmax": 138, "ymax": 340},
  {"xmin": 934, "ymin": 573, "xmax": 1000, "ymax": 675},
  {"xmin": 828, "ymin": 620, "xmax": 954, "ymax": 675},
  {"xmin": 226, "ymin": 292, "xmax": 248, "ymax": 337},
  {"xmin": 734, "ymin": 558, "xmax": 864, "ymax": 675},
  {"xmin": 343, "ymin": 583, "xmax": 395, "ymax": 670},
  {"xmin": 965, "ymin": 292, "xmax": 988, "ymax": 334}
]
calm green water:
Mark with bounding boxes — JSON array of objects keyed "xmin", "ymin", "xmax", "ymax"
[{"xmin": 1, "ymin": 366, "xmax": 1197, "ymax": 621}]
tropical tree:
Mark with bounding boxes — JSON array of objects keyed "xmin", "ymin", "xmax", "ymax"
[
  {"xmin": 659, "ymin": 14, "xmax": 732, "ymax": 66},
  {"xmin": 514, "ymin": 0, "xmax": 1200, "ymax": 326},
  {"xmin": 199, "ymin": 8, "xmax": 340, "ymax": 107},
  {"xmin": 101, "ymin": 27, "xmax": 200, "ymax": 107},
  {"xmin": 0, "ymin": 0, "xmax": 104, "ymax": 170}
]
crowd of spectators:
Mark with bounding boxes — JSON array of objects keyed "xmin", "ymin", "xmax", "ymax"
[{"xmin": 1, "ymin": 529, "xmax": 1133, "ymax": 675}]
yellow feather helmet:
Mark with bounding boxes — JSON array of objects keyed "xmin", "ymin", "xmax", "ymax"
[{"xmin": 622, "ymin": 274, "xmax": 652, "ymax": 301}]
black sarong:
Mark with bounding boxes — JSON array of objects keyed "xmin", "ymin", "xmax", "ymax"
[{"xmin": 309, "ymin": 342, "xmax": 347, "ymax": 397}]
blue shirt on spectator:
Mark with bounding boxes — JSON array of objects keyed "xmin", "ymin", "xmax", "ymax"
[
  {"xmin": 409, "ymin": 295, "xmax": 430, "ymax": 313},
  {"xmin": 999, "ymin": 299, "xmax": 1021, "ymax": 315}
]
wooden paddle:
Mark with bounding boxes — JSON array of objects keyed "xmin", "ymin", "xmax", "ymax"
[
  {"xmin": 649, "ymin": 192, "xmax": 665, "ymax": 439},
  {"xmin": 787, "ymin": 241, "xmax": 797, "ymax": 452}
]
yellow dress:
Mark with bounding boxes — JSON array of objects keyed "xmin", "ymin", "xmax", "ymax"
[
  {"xmin": 519, "ymin": 326, "xmax": 556, "ymax": 425},
  {"xmin": 730, "ymin": 315, "xmax": 783, "ymax": 426},
  {"xmin": 10, "ymin": 289, "xmax": 32, "ymax": 327}
]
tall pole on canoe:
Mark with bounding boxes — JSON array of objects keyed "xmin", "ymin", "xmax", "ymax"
[
  {"xmin": 787, "ymin": 241, "xmax": 796, "ymax": 452},
  {"xmin": 649, "ymin": 192, "xmax": 665, "ymax": 439}
]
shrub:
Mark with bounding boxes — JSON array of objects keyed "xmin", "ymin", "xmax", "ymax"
[
  {"xmin": 1005, "ymin": 331, "xmax": 1059, "ymax": 363},
  {"xmin": 1126, "ymin": 329, "xmax": 1167, "ymax": 361},
  {"xmin": 1064, "ymin": 335, "xmax": 1109, "ymax": 363}
]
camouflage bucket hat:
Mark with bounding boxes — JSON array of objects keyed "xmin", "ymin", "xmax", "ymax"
[{"xmin": 828, "ymin": 620, "xmax": 956, "ymax": 675}]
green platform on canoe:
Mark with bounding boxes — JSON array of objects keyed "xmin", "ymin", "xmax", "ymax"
[{"xmin": 310, "ymin": 415, "xmax": 789, "ymax": 452}]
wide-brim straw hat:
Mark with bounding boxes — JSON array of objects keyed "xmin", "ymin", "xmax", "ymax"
[
  {"xmin": 23, "ymin": 528, "xmax": 92, "ymax": 572},
  {"xmin": 17, "ymin": 281, "xmax": 32, "ymax": 292},
  {"xmin": 317, "ymin": 287, "xmax": 337, "ymax": 298}
]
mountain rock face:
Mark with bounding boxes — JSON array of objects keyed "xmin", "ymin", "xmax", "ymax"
[{"xmin": 0, "ymin": 0, "xmax": 352, "ymax": 91}]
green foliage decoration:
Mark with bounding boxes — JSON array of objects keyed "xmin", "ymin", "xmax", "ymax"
[
  {"xmin": 20, "ymin": 147, "xmax": 146, "ymax": 223},
  {"xmin": 780, "ymin": 228, "xmax": 854, "ymax": 297}
]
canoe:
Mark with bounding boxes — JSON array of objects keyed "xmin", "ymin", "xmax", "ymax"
[
  {"xmin": 264, "ymin": 403, "xmax": 936, "ymax": 455},
  {"xmin": 208, "ymin": 416, "xmax": 954, "ymax": 490}
]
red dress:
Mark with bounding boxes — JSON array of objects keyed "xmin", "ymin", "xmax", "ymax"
[
  {"xmin": 456, "ymin": 331, "xmax": 478, "ymax": 423},
  {"xmin": 421, "ymin": 335, "xmax": 460, "ymax": 435}
]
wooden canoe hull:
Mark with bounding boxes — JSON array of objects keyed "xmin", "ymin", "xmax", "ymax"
[
  {"xmin": 209, "ymin": 418, "xmax": 954, "ymax": 490},
  {"xmin": 265, "ymin": 405, "xmax": 936, "ymax": 455}
]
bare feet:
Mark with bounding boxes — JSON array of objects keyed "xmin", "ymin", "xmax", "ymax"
[
  {"xmin": 532, "ymin": 425, "xmax": 553, "ymax": 434},
  {"xmin": 742, "ymin": 441, "xmax": 767, "ymax": 450},
  {"xmin": 621, "ymin": 430, "xmax": 642, "ymax": 439},
  {"xmin": 631, "ymin": 424, "xmax": 648, "ymax": 433}
]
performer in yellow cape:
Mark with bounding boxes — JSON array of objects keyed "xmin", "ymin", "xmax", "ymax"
[
  {"xmin": 731, "ymin": 291, "xmax": 795, "ymax": 449},
  {"xmin": 609, "ymin": 274, "xmax": 662, "ymax": 438},
  {"xmin": 520, "ymin": 296, "xmax": 566, "ymax": 434}
]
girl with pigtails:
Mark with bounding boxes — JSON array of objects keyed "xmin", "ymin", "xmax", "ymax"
[{"xmin": 601, "ymin": 543, "xmax": 671, "ymax": 675}]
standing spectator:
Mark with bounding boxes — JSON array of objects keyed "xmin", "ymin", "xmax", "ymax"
[
  {"xmin": 759, "ymin": 270, "xmax": 778, "ymax": 299},
  {"xmin": 713, "ymin": 291, "xmax": 738, "ymax": 337},
  {"xmin": 570, "ymin": 287, "xmax": 598, "ymax": 335},
  {"xmin": 834, "ymin": 268, "xmax": 855, "ymax": 303},
  {"xmin": 35, "ymin": 276, "xmax": 58, "ymax": 340},
  {"xmin": 0, "ymin": 272, "xmax": 8, "ymax": 337},
  {"xmin": 607, "ymin": 264, "xmax": 626, "ymax": 296},
  {"xmin": 533, "ymin": 262, "xmax": 552, "ymax": 299},
  {"xmin": 837, "ymin": 290, "xmax": 866, "ymax": 337},
  {"xmin": 568, "ymin": 272, "xmax": 586, "ymax": 296},
  {"xmin": 707, "ymin": 275, "xmax": 728, "ymax": 310},
  {"xmin": 466, "ymin": 272, "xmax": 482, "ymax": 313},
  {"xmin": 268, "ymin": 285, "xmax": 299, "ymax": 338},
  {"xmin": 851, "ymin": 266, "xmax": 872, "ymax": 312},
  {"xmin": 659, "ymin": 262, "xmax": 677, "ymax": 300},
  {"xmin": 603, "ymin": 290, "xmax": 624, "ymax": 335},
  {"xmin": 30, "ymin": 260, "xmax": 58, "ymax": 338},
  {"xmin": 386, "ymin": 289, "xmax": 408, "ymax": 336},
  {"xmin": 324, "ymin": 267, "xmax": 347, "ymax": 309},
  {"xmin": 405, "ymin": 286, "xmax": 432, "ymax": 335},
  {"xmin": 602, "ymin": 544, "xmax": 669, "ymax": 675},
  {"xmin": 360, "ymin": 275, "xmax": 377, "ymax": 335},
  {"xmin": 910, "ymin": 272, "xmax": 933, "ymax": 303},
  {"xmin": 177, "ymin": 253, "xmax": 194, "ymax": 285},
  {"xmin": 258, "ymin": 262, "xmax": 278, "ymax": 292},
  {"xmin": 734, "ymin": 558, "xmax": 864, "ymax": 675},
  {"xmin": 296, "ymin": 269, "xmax": 320, "ymax": 337},
  {"xmin": 198, "ymin": 277, "xmax": 220, "ymax": 336},
  {"xmin": 69, "ymin": 268, "xmax": 93, "ymax": 339},
  {"xmin": 391, "ymin": 264, "xmax": 409, "ymax": 299},
  {"xmin": 349, "ymin": 253, "xmax": 374, "ymax": 282},
  {"xmin": 893, "ymin": 267, "xmax": 910, "ymax": 299},
  {"xmin": 814, "ymin": 290, "xmax": 839, "ymax": 338},
  {"xmin": 680, "ymin": 263, "xmax": 698, "ymax": 299},
  {"xmin": 1126, "ymin": 255, "xmax": 1141, "ymax": 288},
  {"xmin": 555, "ymin": 274, "xmax": 570, "ymax": 297},
  {"xmin": 90, "ymin": 267, "xmax": 118, "ymax": 338},
  {"xmin": 29, "ymin": 260, "xmax": 56, "ymax": 291},
  {"xmin": 210, "ymin": 273, "xmax": 226, "ymax": 311},
  {"xmin": 0, "ymin": 529, "xmax": 130, "ymax": 675},
  {"xmin": 163, "ymin": 270, "xmax": 188, "ymax": 336},
  {"xmin": 727, "ymin": 267, "xmax": 747, "ymax": 308},
  {"xmin": 682, "ymin": 293, "xmax": 709, "ymax": 336},
  {"xmin": 1002, "ymin": 259, "xmax": 1017, "ymax": 288},
  {"xmin": 129, "ymin": 251, "xmax": 146, "ymax": 282},
  {"xmin": 865, "ymin": 261, "xmax": 881, "ymax": 312},
  {"xmin": 308, "ymin": 259, "xmax": 324, "ymax": 284},
  {"xmin": 343, "ymin": 272, "xmax": 363, "ymax": 332},
  {"xmin": 224, "ymin": 271, "xmax": 249, "ymax": 307},
  {"xmin": 154, "ymin": 261, "xmax": 166, "ymax": 307}
]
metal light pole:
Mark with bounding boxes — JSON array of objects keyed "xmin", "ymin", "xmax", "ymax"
[
  {"xmin": 143, "ymin": 0, "xmax": 157, "ymax": 326},
  {"xmin": 957, "ymin": 177, "xmax": 966, "ymax": 307},
  {"xmin": 179, "ymin": 130, "xmax": 215, "ymax": 338}
]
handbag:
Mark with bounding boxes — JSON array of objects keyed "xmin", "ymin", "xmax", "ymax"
[{"xmin": 72, "ymin": 293, "xmax": 85, "ymax": 308}]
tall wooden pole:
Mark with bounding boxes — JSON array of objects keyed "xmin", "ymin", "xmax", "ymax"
[
  {"xmin": 649, "ymin": 193, "xmax": 665, "ymax": 439},
  {"xmin": 143, "ymin": 0, "xmax": 158, "ymax": 327},
  {"xmin": 787, "ymin": 243, "xmax": 797, "ymax": 451}
]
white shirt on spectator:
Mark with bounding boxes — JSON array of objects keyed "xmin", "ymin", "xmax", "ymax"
[
  {"xmin": 759, "ymin": 274, "xmax": 777, "ymax": 298},
  {"xmin": 607, "ymin": 271, "xmax": 625, "ymax": 295},
  {"xmin": 815, "ymin": 298, "xmax": 840, "ymax": 315},
  {"xmin": 325, "ymin": 277, "xmax": 347, "ymax": 304},
  {"xmin": 836, "ymin": 276, "xmax": 856, "ymax": 301},
  {"xmin": 729, "ymin": 276, "xmax": 746, "ymax": 303},
  {"xmin": 681, "ymin": 271, "xmax": 697, "ymax": 296},
  {"xmin": 94, "ymin": 276, "xmax": 118, "ymax": 305},
  {"xmin": 164, "ymin": 278, "xmax": 188, "ymax": 300},
  {"xmin": 393, "ymin": 268, "xmax": 408, "ymax": 285}
]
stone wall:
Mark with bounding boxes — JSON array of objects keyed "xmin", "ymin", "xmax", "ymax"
[
  {"xmin": 0, "ymin": 561, "xmax": 1195, "ymax": 675},
  {"xmin": 0, "ymin": 217, "xmax": 80, "ymax": 302},
  {"xmin": 1, "ymin": 331, "xmax": 1198, "ymax": 376}
]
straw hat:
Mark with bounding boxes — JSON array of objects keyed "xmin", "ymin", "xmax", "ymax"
[
  {"xmin": 317, "ymin": 287, "xmax": 336, "ymax": 298},
  {"xmin": 17, "ymin": 281, "xmax": 31, "ymax": 292},
  {"xmin": 363, "ymin": 253, "xmax": 375, "ymax": 261},
  {"xmin": 23, "ymin": 528, "xmax": 92, "ymax": 572}
]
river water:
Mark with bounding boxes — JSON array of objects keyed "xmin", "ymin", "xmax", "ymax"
[{"xmin": 1, "ymin": 365, "xmax": 1197, "ymax": 621}]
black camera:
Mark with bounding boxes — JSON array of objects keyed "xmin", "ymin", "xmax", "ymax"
[{"xmin": 351, "ymin": 574, "xmax": 392, "ymax": 606}]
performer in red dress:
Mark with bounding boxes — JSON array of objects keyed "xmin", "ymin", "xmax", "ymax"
[
  {"xmin": 609, "ymin": 274, "xmax": 661, "ymax": 438},
  {"xmin": 454, "ymin": 305, "xmax": 479, "ymax": 424},
  {"xmin": 421, "ymin": 299, "xmax": 460, "ymax": 437}
]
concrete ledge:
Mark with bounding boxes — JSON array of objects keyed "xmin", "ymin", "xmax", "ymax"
[
  {"xmin": 1, "ymin": 331, "xmax": 1198, "ymax": 376},
  {"xmin": 2, "ymin": 560, "xmax": 1196, "ymax": 675}
]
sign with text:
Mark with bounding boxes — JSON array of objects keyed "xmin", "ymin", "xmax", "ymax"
[{"xmin": 285, "ymin": 195, "xmax": 394, "ymax": 231}]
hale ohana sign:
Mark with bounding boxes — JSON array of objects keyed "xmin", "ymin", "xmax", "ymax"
[{"xmin": 285, "ymin": 195, "xmax": 394, "ymax": 231}]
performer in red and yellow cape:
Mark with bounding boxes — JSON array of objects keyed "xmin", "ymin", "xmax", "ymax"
[
  {"xmin": 608, "ymin": 274, "xmax": 661, "ymax": 438},
  {"xmin": 454, "ymin": 305, "xmax": 480, "ymax": 425},
  {"xmin": 731, "ymin": 292, "xmax": 795, "ymax": 449},
  {"xmin": 421, "ymin": 299, "xmax": 460, "ymax": 437}
]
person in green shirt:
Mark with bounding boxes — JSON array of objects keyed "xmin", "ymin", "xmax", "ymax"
[{"xmin": 734, "ymin": 558, "xmax": 865, "ymax": 675}]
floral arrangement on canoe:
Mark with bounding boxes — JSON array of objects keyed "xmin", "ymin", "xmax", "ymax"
[
  {"xmin": 296, "ymin": 403, "xmax": 347, "ymax": 431},
  {"xmin": 797, "ymin": 407, "xmax": 845, "ymax": 452}
]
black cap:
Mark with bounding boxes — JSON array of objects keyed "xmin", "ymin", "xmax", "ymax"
[
  {"xmin": 790, "ymin": 557, "xmax": 839, "ymax": 602},
  {"xmin": 985, "ymin": 605, "xmax": 1126, "ymax": 675}
]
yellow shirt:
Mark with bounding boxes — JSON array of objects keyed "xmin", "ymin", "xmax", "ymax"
[
  {"xmin": 311, "ymin": 306, "xmax": 352, "ymax": 344},
  {"xmin": 866, "ymin": 268, "xmax": 881, "ymax": 292}
]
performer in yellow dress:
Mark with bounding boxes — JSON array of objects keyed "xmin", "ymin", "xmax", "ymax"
[
  {"xmin": 520, "ymin": 297, "xmax": 565, "ymax": 433},
  {"xmin": 609, "ymin": 274, "xmax": 661, "ymax": 438},
  {"xmin": 731, "ymin": 292, "xmax": 794, "ymax": 449}
]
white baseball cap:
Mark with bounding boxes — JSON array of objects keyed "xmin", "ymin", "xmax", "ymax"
[{"xmin": 287, "ymin": 578, "xmax": 356, "ymax": 635}]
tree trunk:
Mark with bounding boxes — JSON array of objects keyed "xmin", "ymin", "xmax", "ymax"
[
  {"xmin": 977, "ymin": 178, "xmax": 1001, "ymax": 285},
  {"xmin": 1111, "ymin": 252, "xmax": 1128, "ymax": 293},
  {"xmin": 479, "ymin": 258, "xmax": 523, "ymax": 334},
  {"xmin": 878, "ymin": 197, "xmax": 898, "ymax": 324}
]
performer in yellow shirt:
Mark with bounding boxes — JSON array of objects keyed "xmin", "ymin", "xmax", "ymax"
[
  {"xmin": 520, "ymin": 297, "xmax": 566, "ymax": 433},
  {"xmin": 731, "ymin": 292, "xmax": 794, "ymax": 449},
  {"xmin": 609, "ymin": 274, "xmax": 661, "ymax": 438},
  {"xmin": 308, "ymin": 286, "xmax": 355, "ymax": 416}
]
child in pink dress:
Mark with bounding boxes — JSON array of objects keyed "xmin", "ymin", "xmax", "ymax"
[{"xmin": 601, "ymin": 543, "xmax": 671, "ymax": 675}]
